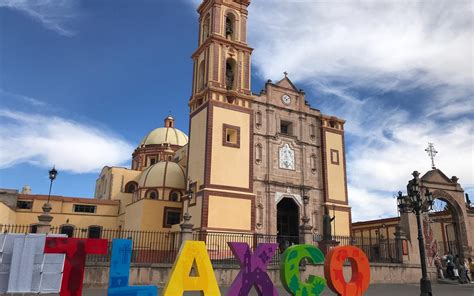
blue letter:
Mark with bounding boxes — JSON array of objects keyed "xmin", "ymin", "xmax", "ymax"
[{"xmin": 108, "ymin": 239, "xmax": 158, "ymax": 296}]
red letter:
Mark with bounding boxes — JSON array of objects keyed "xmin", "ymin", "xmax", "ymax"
[
  {"xmin": 324, "ymin": 246, "xmax": 370, "ymax": 296},
  {"xmin": 44, "ymin": 237, "xmax": 107, "ymax": 296}
]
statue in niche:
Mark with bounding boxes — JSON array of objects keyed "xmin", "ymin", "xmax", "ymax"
[
  {"xmin": 322, "ymin": 206, "xmax": 335, "ymax": 240},
  {"xmin": 225, "ymin": 16, "xmax": 233, "ymax": 38},
  {"xmin": 226, "ymin": 62, "xmax": 234, "ymax": 90}
]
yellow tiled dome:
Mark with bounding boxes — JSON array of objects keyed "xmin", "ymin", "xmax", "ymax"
[
  {"xmin": 139, "ymin": 127, "xmax": 188, "ymax": 147},
  {"xmin": 138, "ymin": 161, "xmax": 186, "ymax": 189}
]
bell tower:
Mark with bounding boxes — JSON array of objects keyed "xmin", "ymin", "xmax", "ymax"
[
  {"xmin": 190, "ymin": 0, "xmax": 252, "ymax": 109},
  {"xmin": 186, "ymin": 0, "xmax": 255, "ymax": 233}
]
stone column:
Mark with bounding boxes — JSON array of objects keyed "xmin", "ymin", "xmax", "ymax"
[
  {"xmin": 180, "ymin": 212, "xmax": 194, "ymax": 245},
  {"xmin": 36, "ymin": 203, "xmax": 53, "ymax": 234},
  {"xmin": 394, "ymin": 225, "xmax": 409, "ymax": 263},
  {"xmin": 400, "ymin": 212, "xmax": 421, "ymax": 265},
  {"xmin": 300, "ymin": 194, "xmax": 314, "ymax": 245}
]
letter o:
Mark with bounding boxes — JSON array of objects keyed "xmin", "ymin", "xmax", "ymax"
[{"xmin": 324, "ymin": 246, "xmax": 370, "ymax": 296}]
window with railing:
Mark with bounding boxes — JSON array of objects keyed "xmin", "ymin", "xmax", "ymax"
[{"xmin": 73, "ymin": 204, "xmax": 96, "ymax": 213}]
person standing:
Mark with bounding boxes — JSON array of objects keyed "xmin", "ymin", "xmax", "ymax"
[
  {"xmin": 464, "ymin": 258, "xmax": 471, "ymax": 283},
  {"xmin": 469, "ymin": 258, "xmax": 474, "ymax": 283},
  {"xmin": 434, "ymin": 254, "xmax": 444, "ymax": 279},
  {"xmin": 446, "ymin": 253, "xmax": 455, "ymax": 279}
]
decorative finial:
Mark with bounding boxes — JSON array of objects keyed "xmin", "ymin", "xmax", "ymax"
[
  {"xmin": 425, "ymin": 143, "xmax": 438, "ymax": 169},
  {"xmin": 283, "ymin": 71, "xmax": 288, "ymax": 77}
]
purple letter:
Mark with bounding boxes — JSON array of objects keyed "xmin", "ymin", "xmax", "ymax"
[{"xmin": 227, "ymin": 242, "xmax": 279, "ymax": 296}]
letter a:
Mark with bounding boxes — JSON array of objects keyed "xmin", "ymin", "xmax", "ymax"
[{"xmin": 163, "ymin": 241, "xmax": 220, "ymax": 296}]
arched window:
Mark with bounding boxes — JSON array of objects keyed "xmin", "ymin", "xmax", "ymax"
[
  {"xmin": 149, "ymin": 157, "xmax": 157, "ymax": 166},
  {"xmin": 88, "ymin": 225, "xmax": 102, "ymax": 239},
  {"xmin": 226, "ymin": 59, "xmax": 236, "ymax": 90},
  {"xmin": 256, "ymin": 144, "xmax": 263, "ymax": 164},
  {"xmin": 198, "ymin": 60, "xmax": 206, "ymax": 91},
  {"xmin": 202, "ymin": 14, "xmax": 210, "ymax": 42},
  {"xmin": 124, "ymin": 181, "xmax": 138, "ymax": 193},
  {"xmin": 256, "ymin": 111, "xmax": 262, "ymax": 129},
  {"xmin": 225, "ymin": 14, "xmax": 235, "ymax": 40},
  {"xmin": 147, "ymin": 190, "xmax": 158, "ymax": 200},
  {"xmin": 169, "ymin": 191, "xmax": 181, "ymax": 202},
  {"xmin": 60, "ymin": 225, "xmax": 75, "ymax": 238}
]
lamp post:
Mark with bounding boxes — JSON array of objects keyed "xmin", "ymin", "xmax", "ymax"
[
  {"xmin": 397, "ymin": 171, "xmax": 434, "ymax": 296},
  {"xmin": 47, "ymin": 166, "xmax": 58, "ymax": 203},
  {"xmin": 37, "ymin": 166, "xmax": 58, "ymax": 233},
  {"xmin": 180, "ymin": 180, "xmax": 194, "ymax": 243}
]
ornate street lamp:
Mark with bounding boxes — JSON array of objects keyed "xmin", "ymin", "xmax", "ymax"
[
  {"xmin": 183, "ymin": 181, "xmax": 193, "ymax": 222},
  {"xmin": 397, "ymin": 171, "xmax": 434, "ymax": 296},
  {"xmin": 47, "ymin": 166, "xmax": 58, "ymax": 204},
  {"xmin": 37, "ymin": 166, "xmax": 58, "ymax": 232}
]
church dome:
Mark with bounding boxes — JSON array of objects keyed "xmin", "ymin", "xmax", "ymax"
[
  {"xmin": 138, "ymin": 161, "xmax": 186, "ymax": 189},
  {"xmin": 139, "ymin": 127, "xmax": 188, "ymax": 147}
]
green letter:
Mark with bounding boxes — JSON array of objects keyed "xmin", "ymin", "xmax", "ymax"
[{"xmin": 280, "ymin": 244, "xmax": 326, "ymax": 296}]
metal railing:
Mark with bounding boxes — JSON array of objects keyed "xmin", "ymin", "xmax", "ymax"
[
  {"xmin": 49, "ymin": 227, "xmax": 180, "ymax": 264},
  {"xmin": 193, "ymin": 231, "xmax": 301, "ymax": 266},
  {"xmin": 0, "ymin": 225, "xmax": 181, "ymax": 264},
  {"xmin": 314, "ymin": 235, "xmax": 403, "ymax": 263},
  {"xmin": 3, "ymin": 225, "xmax": 404, "ymax": 265},
  {"xmin": 1, "ymin": 224, "xmax": 33, "ymax": 234}
]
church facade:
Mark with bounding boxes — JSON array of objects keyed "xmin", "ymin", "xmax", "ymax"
[
  {"xmin": 181, "ymin": 0, "xmax": 350, "ymax": 238},
  {"xmin": 0, "ymin": 0, "xmax": 351, "ymax": 241}
]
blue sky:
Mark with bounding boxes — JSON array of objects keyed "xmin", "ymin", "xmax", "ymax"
[{"xmin": 0, "ymin": 0, "xmax": 472, "ymax": 221}]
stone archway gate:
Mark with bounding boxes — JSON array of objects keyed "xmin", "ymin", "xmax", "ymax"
[{"xmin": 420, "ymin": 169, "xmax": 474, "ymax": 259}]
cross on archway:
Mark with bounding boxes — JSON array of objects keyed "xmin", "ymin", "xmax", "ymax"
[{"xmin": 425, "ymin": 143, "xmax": 438, "ymax": 169}]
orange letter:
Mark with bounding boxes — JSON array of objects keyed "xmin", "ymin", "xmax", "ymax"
[{"xmin": 324, "ymin": 246, "xmax": 370, "ymax": 296}]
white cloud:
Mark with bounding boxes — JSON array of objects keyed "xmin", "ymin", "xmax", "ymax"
[
  {"xmin": 0, "ymin": 0, "xmax": 78, "ymax": 36},
  {"xmin": 0, "ymin": 88, "xmax": 46, "ymax": 107},
  {"xmin": 0, "ymin": 109, "xmax": 134, "ymax": 173},
  {"xmin": 248, "ymin": 0, "xmax": 473, "ymax": 90},
  {"xmin": 349, "ymin": 186, "xmax": 399, "ymax": 222}
]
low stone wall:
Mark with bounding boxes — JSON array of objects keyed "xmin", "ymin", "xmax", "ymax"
[{"xmin": 83, "ymin": 262, "xmax": 438, "ymax": 288}]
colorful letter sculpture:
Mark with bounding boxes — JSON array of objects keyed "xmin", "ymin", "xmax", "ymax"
[
  {"xmin": 44, "ymin": 237, "xmax": 108, "ymax": 296},
  {"xmin": 280, "ymin": 244, "xmax": 326, "ymax": 296},
  {"xmin": 0, "ymin": 234, "xmax": 66, "ymax": 294},
  {"xmin": 108, "ymin": 239, "xmax": 158, "ymax": 296},
  {"xmin": 324, "ymin": 246, "xmax": 370, "ymax": 296},
  {"xmin": 163, "ymin": 240, "xmax": 220, "ymax": 296},
  {"xmin": 227, "ymin": 242, "xmax": 279, "ymax": 296}
]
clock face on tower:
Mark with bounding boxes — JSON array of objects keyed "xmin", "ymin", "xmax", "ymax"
[
  {"xmin": 279, "ymin": 143, "xmax": 295, "ymax": 170},
  {"xmin": 281, "ymin": 94, "xmax": 291, "ymax": 105}
]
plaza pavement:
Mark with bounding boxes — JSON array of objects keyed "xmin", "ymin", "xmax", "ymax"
[{"xmin": 80, "ymin": 283, "xmax": 474, "ymax": 295}]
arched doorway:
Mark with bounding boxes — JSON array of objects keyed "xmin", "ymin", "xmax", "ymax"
[
  {"xmin": 277, "ymin": 197, "xmax": 300, "ymax": 250},
  {"xmin": 425, "ymin": 190, "xmax": 469, "ymax": 259}
]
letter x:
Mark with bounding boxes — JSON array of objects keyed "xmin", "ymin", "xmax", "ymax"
[{"xmin": 227, "ymin": 242, "xmax": 279, "ymax": 296}]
